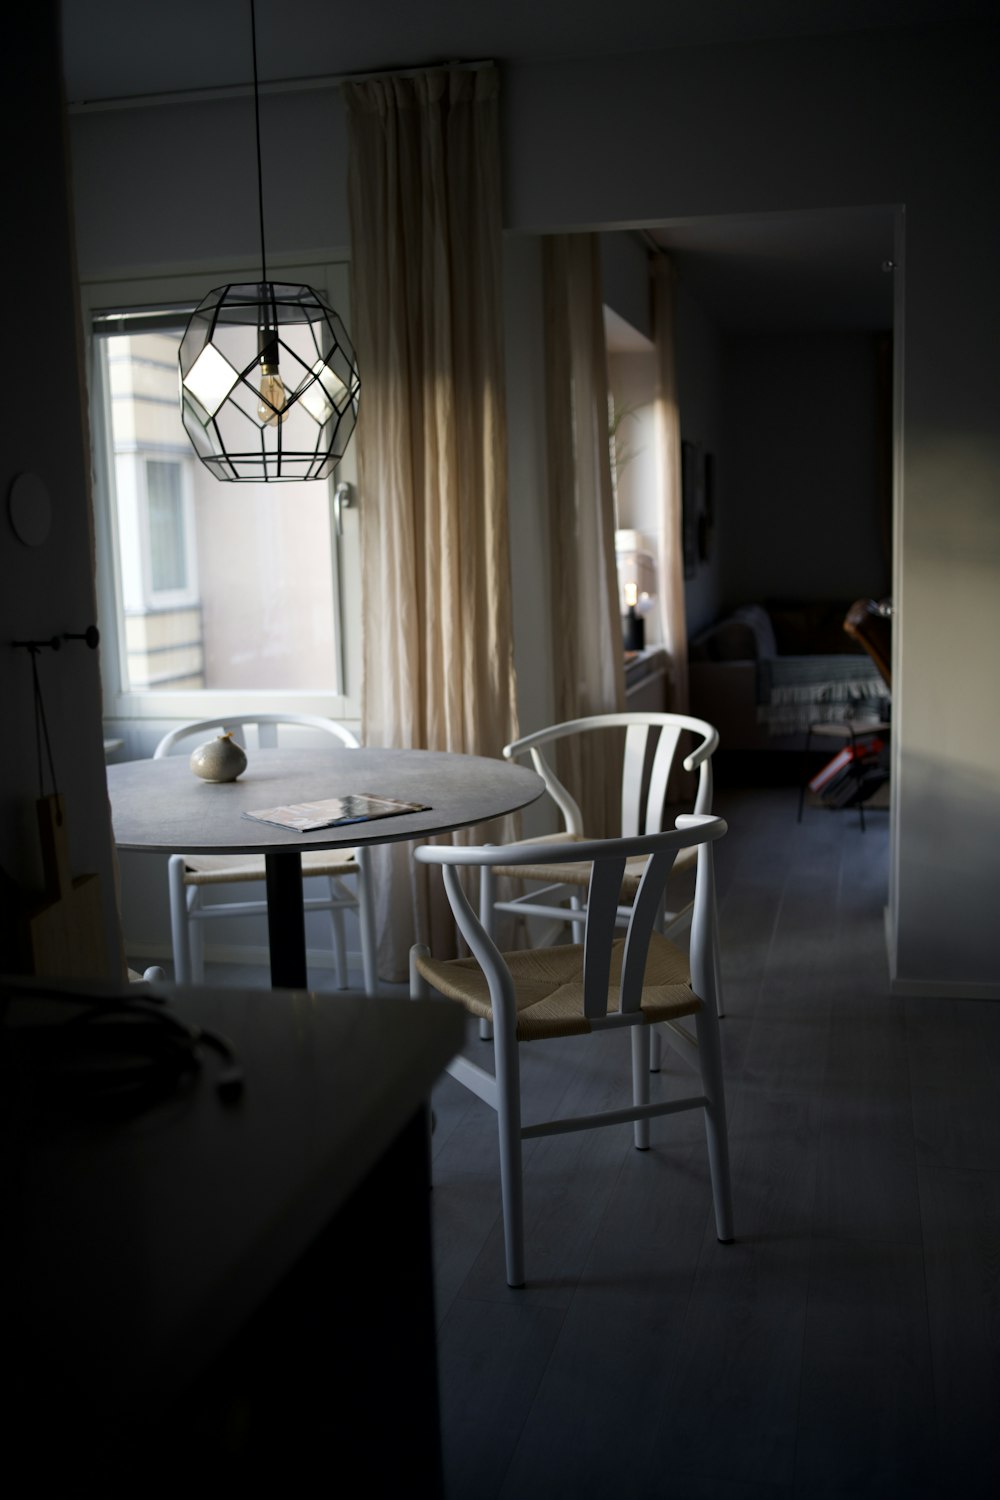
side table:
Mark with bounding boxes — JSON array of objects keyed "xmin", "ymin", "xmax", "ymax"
[{"xmin": 797, "ymin": 719, "xmax": 890, "ymax": 832}]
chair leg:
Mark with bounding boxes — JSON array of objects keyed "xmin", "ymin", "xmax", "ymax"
[
  {"xmin": 649, "ymin": 1025, "xmax": 662, "ymax": 1073},
  {"xmin": 478, "ymin": 861, "xmax": 495, "ymax": 1040},
  {"xmin": 631, "ymin": 1027, "xmax": 651, "ymax": 1149},
  {"xmin": 317, "ymin": 874, "xmax": 349, "ymax": 988},
  {"xmin": 356, "ymin": 847, "xmax": 378, "ymax": 997},
  {"xmin": 712, "ymin": 888, "xmax": 725, "ymax": 1020},
  {"xmin": 330, "ymin": 895, "xmax": 349, "ymax": 989},
  {"xmin": 409, "ymin": 947, "xmax": 435, "ymax": 1169},
  {"xmin": 569, "ymin": 893, "xmax": 585, "ymax": 946},
  {"xmin": 492, "ymin": 1017, "xmax": 525, "ymax": 1288},
  {"xmin": 189, "ymin": 909, "xmax": 206, "ymax": 983},
  {"xmin": 694, "ymin": 1002, "xmax": 734, "ymax": 1243},
  {"xmin": 167, "ymin": 855, "xmax": 193, "ymax": 983},
  {"xmin": 479, "ymin": 859, "xmax": 495, "ymax": 937},
  {"xmin": 797, "ymin": 727, "xmax": 813, "ymax": 822}
]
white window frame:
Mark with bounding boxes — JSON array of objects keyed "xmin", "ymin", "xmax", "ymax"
[{"xmin": 82, "ymin": 255, "xmax": 361, "ymax": 726}]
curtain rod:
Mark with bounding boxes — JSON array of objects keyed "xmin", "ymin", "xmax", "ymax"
[{"xmin": 66, "ymin": 58, "xmax": 495, "ymax": 114}]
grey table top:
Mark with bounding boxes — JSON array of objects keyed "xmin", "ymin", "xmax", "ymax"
[{"xmin": 106, "ymin": 744, "xmax": 544, "ymax": 856}]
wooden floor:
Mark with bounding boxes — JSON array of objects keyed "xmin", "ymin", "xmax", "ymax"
[
  {"xmin": 425, "ymin": 787, "xmax": 1000, "ymax": 1499},
  {"xmin": 140, "ymin": 785, "xmax": 998, "ymax": 1498}
]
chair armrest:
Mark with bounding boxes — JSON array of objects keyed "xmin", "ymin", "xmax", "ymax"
[{"xmin": 413, "ymin": 816, "xmax": 727, "ymax": 870}]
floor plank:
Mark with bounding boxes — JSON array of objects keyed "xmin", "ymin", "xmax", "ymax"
[
  {"xmin": 907, "ymin": 994, "xmax": 1000, "ymax": 1172},
  {"xmin": 148, "ymin": 786, "xmax": 1000, "ymax": 1499},
  {"xmin": 794, "ymin": 1237, "xmax": 939, "ymax": 1497},
  {"xmin": 435, "ymin": 1297, "xmax": 566, "ymax": 1500},
  {"xmin": 649, "ymin": 1087, "xmax": 823, "ymax": 1490},
  {"xmin": 918, "ymin": 1165, "xmax": 1000, "ymax": 1499}
]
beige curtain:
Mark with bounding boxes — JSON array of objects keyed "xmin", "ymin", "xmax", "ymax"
[
  {"xmin": 652, "ymin": 252, "xmax": 689, "ymax": 714},
  {"xmin": 344, "ymin": 66, "xmax": 519, "ymax": 980},
  {"xmin": 543, "ymin": 235, "xmax": 625, "ymax": 837}
]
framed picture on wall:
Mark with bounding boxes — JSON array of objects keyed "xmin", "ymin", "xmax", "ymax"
[
  {"xmin": 698, "ymin": 451, "xmax": 715, "ymax": 562},
  {"xmin": 681, "ymin": 439, "xmax": 700, "ymax": 580}
]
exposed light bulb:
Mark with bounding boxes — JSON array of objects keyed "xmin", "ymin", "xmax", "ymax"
[
  {"xmin": 257, "ymin": 368, "xmax": 287, "ymax": 427},
  {"xmin": 624, "ymin": 581, "xmax": 639, "ymax": 609},
  {"xmin": 256, "ymin": 329, "xmax": 287, "ymax": 427}
]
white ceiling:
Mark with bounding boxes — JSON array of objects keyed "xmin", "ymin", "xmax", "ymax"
[
  {"xmin": 59, "ymin": 0, "xmax": 993, "ymax": 103},
  {"xmin": 60, "ymin": 1, "xmax": 974, "ymax": 334},
  {"xmin": 648, "ymin": 207, "xmax": 897, "ymax": 335}
]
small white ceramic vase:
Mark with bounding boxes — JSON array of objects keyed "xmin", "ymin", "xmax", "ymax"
[{"xmin": 190, "ymin": 732, "xmax": 248, "ymax": 783}]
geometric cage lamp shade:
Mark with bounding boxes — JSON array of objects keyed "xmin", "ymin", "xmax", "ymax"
[{"xmin": 179, "ymin": 281, "xmax": 361, "ymax": 482}]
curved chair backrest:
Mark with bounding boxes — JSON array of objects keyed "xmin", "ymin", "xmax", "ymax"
[
  {"xmin": 502, "ymin": 712, "xmax": 719, "ymax": 838},
  {"xmin": 153, "ymin": 713, "xmax": 359, "ymax": 759},
  {"xmin": 843, "ymin": 599, "xmax": 892, "ymax": 691},
  {"xmin": 416, "ymin": 814, "xmax": 726, "ymax": 1026}
]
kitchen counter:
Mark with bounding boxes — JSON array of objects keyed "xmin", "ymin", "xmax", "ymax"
[{"xmin": 0, "ymin": 976, "xmax": 465, "ymax": 1491}]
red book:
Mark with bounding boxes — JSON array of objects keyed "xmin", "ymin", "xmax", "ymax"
[{"xmin": 808, "ymin": 736, "xmax": 885, "ymax": 793}]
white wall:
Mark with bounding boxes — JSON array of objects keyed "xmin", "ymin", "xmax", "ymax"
[
  {"xmin": 607, "ymin": 352, "xmax": 657, "ymax": 565},
  {"xmin": 65, "ymin": 19, "xmax": 1000, "ymax": 993},
  {"xmin": 604, "ymin": 236, "xmax": 727, "ymax": 647},
  {"xmin": 70, "ymin": 88, "xmax": 351, "ymax": 276},
  {"xmin": 1, "ymin": 3, "xmax": 122, "ymax": 975},
  {"xmin": 500, "ymin": 23, "xmax": 1000, "ymax": 996},
  {"xmin": 674, "ymin": 280, "xmax": 726, "ymax": 638},
  {"xmin": 721, "ymin": 332, "xmax": 887, "ymax": 607},
  {"xmin": 599, "ymin": 232, "xmax": 653, "ymax": 343},
  {"xmin": 502, "ymin": 236, "xmax": 555, "ymax": 752}
]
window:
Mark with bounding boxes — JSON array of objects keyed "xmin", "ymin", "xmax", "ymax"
[
  {"xmin": 83, "ymin": 262, "xmax": 360, "ymax": 723},
  {"xmin": 145, "ymin": 461, "xmax": 188, "ymax": 593}
]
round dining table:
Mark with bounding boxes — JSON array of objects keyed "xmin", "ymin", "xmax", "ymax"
[{"xmin": 106, "ymin": 745, "xmax": 545, "ymax": 988}]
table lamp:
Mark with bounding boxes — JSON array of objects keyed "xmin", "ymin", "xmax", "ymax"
[{"xmin": 615, "ymin": 531, "xmax": 657, "ymax": 651}]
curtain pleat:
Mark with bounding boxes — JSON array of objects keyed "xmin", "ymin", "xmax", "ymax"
[
  {"xmin": 652, "ymin": 253, "xmax": 689, "ymax": 714},
  {"xmin": 543, "ymin": 235, "xmax": 625, "ymax": 837},
  {"xmin": 345, "ymin": 68, "xmax": 519, "ymax": 979}
]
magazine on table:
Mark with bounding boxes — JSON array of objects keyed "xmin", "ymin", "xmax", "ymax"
[{"xmin": 243, "ymin": 793, "xmax": 430, "ymax": 833}]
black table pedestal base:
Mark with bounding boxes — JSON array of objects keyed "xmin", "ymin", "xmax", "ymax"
[{"xmin": 265, "ymin": 850, "xmax": 308, "ymax": 989}]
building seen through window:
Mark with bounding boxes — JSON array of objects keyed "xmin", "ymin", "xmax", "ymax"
[{"xmin": 100, "ymin": 325, "xmax": 342, "ymax": 697}]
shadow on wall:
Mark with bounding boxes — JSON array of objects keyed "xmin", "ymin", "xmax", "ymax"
[{"xmin": 894, "ymin": 752, "xmax": 1000, "ymax": 994}]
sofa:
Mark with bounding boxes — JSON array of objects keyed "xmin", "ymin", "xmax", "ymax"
[{"xmin": 688, "ymin": 600, "xmax": 891, "ymax": 753}]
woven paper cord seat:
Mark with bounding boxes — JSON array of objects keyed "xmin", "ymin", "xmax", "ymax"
[
  {"xmin": 410, "ymin": 815, "xmax": 733, "ymax": 1286},
  {"xmin": 414, "ymin": 932, "xmax": 699, "ymax": 1041},
  {"xmin": 177, "ymin": 848, "xmax": 361, "ymax": 884}
]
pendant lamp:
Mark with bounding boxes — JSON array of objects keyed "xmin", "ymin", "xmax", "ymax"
[{"xmin": 179, "ymin": 0, "xmax": 360, "ymax": 481}]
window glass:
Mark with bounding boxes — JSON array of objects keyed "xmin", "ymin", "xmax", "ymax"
[
  {"xmin": 146, "ymin": 460, "xmax": 187, "ymax": 592},
  {"xmin": 96, "ymin": 311, "xmax": 344, "ymax": 701}
]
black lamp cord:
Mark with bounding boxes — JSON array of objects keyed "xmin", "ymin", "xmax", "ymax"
[
  {"xmin": 11, "ymin": 629, "xmax": 99, "ymax": 802},
  {"xmin": 1, "ymin": 988, "xmax": 244, "ymax": 1112},
  {"xmin": 30, "ymin": 647, "xmax": 59, "ymax": 803},
  {"xmin": 250, "ymin": 0, "xmax": 268, "ymax": 289}
]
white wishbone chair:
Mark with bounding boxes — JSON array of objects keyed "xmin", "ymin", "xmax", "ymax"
[
  {"xmin": 153, "ymin": 714, "xmax": 377, "ymax": 995},
  {"xmin": 480, "ymin": 712, "xmax": 724, "ymax": 1074},
  {"xmin": 486, "ymin": 711, "xmax": 719, "ymax": 946},
  {"xmin": 410, "ymin": 813, "xmax": 734, "ymax": 1288}
]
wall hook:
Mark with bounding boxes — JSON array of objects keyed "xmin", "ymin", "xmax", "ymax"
[
  {"xmin": 63, "ymin": 626, "xmax": 100, "ymax": 649},
  {"xmin": 12, "ymin": 636, "xmax": 61, "ymax": 653},
  {"xmin": 12, "ymin": 625, "xmax": 99, "ymax": 653}
]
